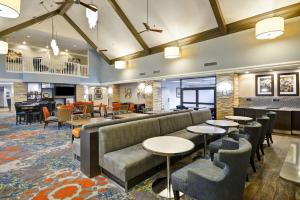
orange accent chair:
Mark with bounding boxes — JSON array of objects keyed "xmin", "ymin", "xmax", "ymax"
[{"xmin": 43, "ymin": 107, "xmax": 58, "ymax": 129}]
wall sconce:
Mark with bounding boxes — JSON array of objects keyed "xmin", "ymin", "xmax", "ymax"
[
  {"xmin": 108, "ymin": 87, "xmax": 113, "ymax": 95},
  {"xmin": 217, "ymin": 80, "xmax": 233, "ymax": 96},
  {"xmin": 145, "ymin": 84, "xmax": 153, "ymax": 95},
  {"xmin": 164, "ymin": 46, "xmax": 180, "ymax": 59}
]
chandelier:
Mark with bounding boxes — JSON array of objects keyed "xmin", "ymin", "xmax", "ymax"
[
  {"xmin": 86, "ymin": 4, "xmax": 98, "ymax": 29},
  {"xmin": 50, "ymin": 17, "xmax": 59, "ymax": 56}
]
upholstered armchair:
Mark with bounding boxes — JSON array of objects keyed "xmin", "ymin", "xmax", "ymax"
[
  {"xmin": 172, "ymin": 138, "xmax": 252, "ymax": 200},
  {"xmin": 57, "ymin": 107, "xmax": 72, "ymax": 129}
]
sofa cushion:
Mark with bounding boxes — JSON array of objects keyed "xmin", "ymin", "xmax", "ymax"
[
  {"xmin": 168, "ymin": 129, "xmax": 204, "ymax": 147},
  {"xmin": 159, "ymin": 112, "xmax": 193, "ymax": 135},
  {"xmin": 190, "ymin": 109, "xmax": 211, "ymax": 125},
  {"xmin": 102, "ymin": 143, "xmax": 164, "ymax": 182},
  {"xmin": 99, "ymin": 118, "xmax": 161, "ymax": 165}
]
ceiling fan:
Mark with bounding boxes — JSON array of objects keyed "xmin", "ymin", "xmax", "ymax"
[
  {"xmin": 139, "ymin": 0, "xmax": 163, "ymax": 34},
  {"xmin": 55, "ymin": 0, "xmax": 98, "ymax": 12}
]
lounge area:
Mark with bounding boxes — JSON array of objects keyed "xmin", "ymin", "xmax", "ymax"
[{"xmin": 1, "ymin": 1, "xmax": 300, "ymax": 200}]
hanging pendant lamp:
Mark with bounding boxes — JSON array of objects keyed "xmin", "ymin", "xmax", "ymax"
[{"xmin": 0, "ymin": 0, "xmax": 21, "ymax": 18}]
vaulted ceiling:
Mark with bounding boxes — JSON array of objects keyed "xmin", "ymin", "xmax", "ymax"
[{"xmin": 0, "ymin": 0, "xmax": 300, "ymax": 64}]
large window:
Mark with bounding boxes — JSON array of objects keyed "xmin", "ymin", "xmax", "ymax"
[{"xmin": 180, "ymin": 76, "xmax": 216, "ymax": 117}]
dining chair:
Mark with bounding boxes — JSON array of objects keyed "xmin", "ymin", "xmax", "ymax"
[
  {"xmin": 43, "ymin": 107, "xmax": 58, "ymax": 129},
  {"xmin": 266, "ymin": 112, "xmax": 276, "ymax": 146}
]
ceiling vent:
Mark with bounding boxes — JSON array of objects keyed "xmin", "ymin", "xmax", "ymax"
[
  {"xmin": 153, "ymin": 70, "xmax": 160, "ymax": 74},
  {"xmin": 139, "ymin": 72, "xmax": 146, "ymax": 76},
  {"xmin": 204, "ymin": 62, "xmax": 217, "ymax": 67}
]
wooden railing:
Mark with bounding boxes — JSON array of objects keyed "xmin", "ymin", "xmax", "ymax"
[{"xmin": 5, "ymin": 56, "xmax": 89, "ymax": 77}]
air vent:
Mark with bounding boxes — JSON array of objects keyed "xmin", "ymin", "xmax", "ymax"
[
  {"xmin": 153, "ymin": 70, "xmax": 160, "ymax": 74},
  {"xmin": 204, "ymin": 62, "xmax": 217, "ymax": 67},
  {"xmin": 273, "ymin": 98, "xmax": 280, "ymax": 102},
  {"xmin": 139, "ymin": 72, "xmax": 146, "ymax": 76},
  {"xmin": 246, "ymin": 98, "xmax": 252, "ymax": 101}
]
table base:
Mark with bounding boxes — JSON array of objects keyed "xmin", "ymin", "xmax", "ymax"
[{"xmin": 152, "ymin": 177, "xmax": 183, "ymax": 198}]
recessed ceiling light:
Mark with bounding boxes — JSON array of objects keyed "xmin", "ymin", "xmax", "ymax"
[
  {"xmin": 26, "ymin": 35, "xmax": 31, "ymax": 38},
  {"xmin": 245, "ymin": 71, "xmax": 249, "ymax": 74},
  {"xmin": 65, "ymin": 49, "xmax": 68, "ymax": 52},
  {"xmin": 46, "ymin": 45, "xmax": 49, "ymax": 49},
  {"xmin": 22, "ymin": 41, "xmax": 26, "ymax": 45}
]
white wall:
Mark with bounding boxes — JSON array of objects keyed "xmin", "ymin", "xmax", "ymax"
[
  {"xmin": 99, "ymin": 17, "xmax": 300, "ymax": 84},
  {"xmin": 119, "ymin": 83, "xmax": 145, "ymax": 104},
  {"xmin": 239, "ymin": 69, "xmax": 300, "ymax": 97},
  {"xmin": 161, "ymin": 81, "xmax": 180, "ymax": 110}
]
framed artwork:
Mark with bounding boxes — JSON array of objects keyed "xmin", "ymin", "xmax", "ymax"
[
  {"xmin": 124, "ymin": 88, "xmax": 132, "ymax": 99},
  {"xmin": 255, "ymin": 74, "xmax": 274, "ymax": 96},
  {"xmin": 94, "ymin": 87, "xmax": 103, "ymax": 100},
  {"xmin": 176, "ymin": 87, "xmax": 181, "ymax": 98},
  {"xmin": 278, "ymin": 72, "xmax": 299, "ymax": 96}
]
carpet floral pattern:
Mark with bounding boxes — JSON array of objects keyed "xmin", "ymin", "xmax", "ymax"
[{"xmin": 0, "ymin": 114, "xmax": 129, "ymax": 200}]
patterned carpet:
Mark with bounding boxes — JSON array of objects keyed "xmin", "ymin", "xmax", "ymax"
[{"xmin": 0, "ymin": 113, "xmax": 299, "ymax": 200}]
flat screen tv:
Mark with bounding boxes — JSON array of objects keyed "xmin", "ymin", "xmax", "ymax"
[{"xmin": 55, "ymin": 86, "xmax": 75, "ymax": 96}]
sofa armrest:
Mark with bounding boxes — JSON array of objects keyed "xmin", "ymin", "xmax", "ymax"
[{"xmin": 80, "ymin": 130, "xmax": 101, "ymax": 177}]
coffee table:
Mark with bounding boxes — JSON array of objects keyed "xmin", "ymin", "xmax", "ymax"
[
  {"xmin": 206, "ymin": 120, "xmax": 239, "ymax": 132},
  {"xmin": 225, "ymin": 115, "xmax": 253, "ymax": 123},
  {"xmin": 66, "ymin": 117, "xmax": 110, "ymax": 128},
  {"xmin": 142, "ymin": 136, "xmax": 194, "ymax": 198},
  {"xmin": 186, "ymin": 125, "xmax": 226, "ymax": 158}
]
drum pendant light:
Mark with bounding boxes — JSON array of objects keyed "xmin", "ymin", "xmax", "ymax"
[{"xmin": 0, "ymin": 0, "xmax": 21, "ymax": 18}]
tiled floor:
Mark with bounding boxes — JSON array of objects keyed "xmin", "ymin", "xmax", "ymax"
[{"xmin": 0, "ymin": 113, "xmax": 299, "ymax": 200}]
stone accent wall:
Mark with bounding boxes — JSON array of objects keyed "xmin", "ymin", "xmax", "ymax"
[
  {"xmin": 112, "ymin": 84, "xmax": 120, "ymax": 103},
  {"xmin": 216, "ymin": 73, "xmax": 239, "ymax": 119},
  {"xmin": 152, "ymin": 81, "xmax": 162, "ymax": 111},
  {"xmin": 13, "ymin": 82, "xmax": 27, "ymax": 103},
  {"xmin": 76, "ymin": 85, "xmax": 85, "ymax": 102}
]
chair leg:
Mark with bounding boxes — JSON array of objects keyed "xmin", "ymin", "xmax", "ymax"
[
  {"xmin": 246, "ymin": 174, "xmax": 249, "ymax": 182},
  {"xmin": 266, "ymin": 136, "xmax": 271, "ymax": 147},
  {"xmin": 250, "ymin": 157, "xmax": 256, "ymax": 173},
  {"xmin": 210, "ymin": 153, "xmax": 214, "ymax": 161},
  {"xmin": 260, "ymin": 144, "xmax": 264, "ymax": 155},
  {"xmin": 44, "ymin": 122, "xmax": 48, "ymax": 129},
  {"xmin": 256, "ymin": 147, "xmax": 261, "ymax": 161},
  {"xmin": 270, "ymin": 134, "xmax": 273, "ymax": 144},
  {"xmin": 173, "ymin": 190, "xmax": 180, "ymax": 200}
]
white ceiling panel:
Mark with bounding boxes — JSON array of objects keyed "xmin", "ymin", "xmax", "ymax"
[
  {"xmin": 116, "ymin": 0, "xmax": 218, "ymax": 47},
  {"xmin": 219, "ymin": 0, "xmax": 300, "ymax": 23},
  {"xmin": 0, "ymin": 0, "xmax": 58, "ymax": 31},
  {"xmin": 66, "ymin": 0, "xmax": 143, "ymax": 59}
]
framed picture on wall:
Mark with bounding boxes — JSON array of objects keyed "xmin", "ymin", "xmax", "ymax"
[
  {"xmin": 94, "ymin": 87, "xmax": 103, "ymax": 100},
  {"xmin": 278, "ymin": 72, "xmax": 299, "ymax": 96},
  {"xmin": 255, "ymin": 74, "xmax": 274, "ymax": 96},
  {"xmin": 176, "ymin": 87, "xmax": 181, "ymax": 98}
]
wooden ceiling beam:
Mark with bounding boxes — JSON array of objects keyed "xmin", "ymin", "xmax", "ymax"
[
  {"xmin": 0, "ymin": 9, "xmax": 60, "ymax": 38},
  {"xmin": 63, "ymin": 13, "xmax": 112, "ymax": 64},
  {"xmin": 107, "ymin": 0, "xmax": 150, "ymax": 51},
  {"xmin": 209, "ymin": 0, "xmax": 227, "ymax": 33},
  {"xmin": 111, "ymin": 3, "xmax": 300, "ymax": 62},
  {"xmin": 59, "ymin": 1, "xmax": 74, "ymax": 15}
]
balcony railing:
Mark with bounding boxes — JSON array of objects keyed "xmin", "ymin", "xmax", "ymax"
[{"xmin": 5, "ymin": 56, "xmax": 89, "ymax": 77}]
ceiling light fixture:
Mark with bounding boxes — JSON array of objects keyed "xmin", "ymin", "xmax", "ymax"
[
  {"xmin": 115, "ymin": 60, "xmax": 126, "ymax": 69},
  {"xmin": 50, "ymin": 17, "xmax": 60, "ymax": 56},
  {"xmin": 255, "ymin": 17, "xmax": 284, "ymax": 40},
  {"xmin": 0, "ymin": 40, "xmax": 8, "ymax": 54},
  {"xmin": 86, "ymin": 4, "xmax": 98, "ymax": 29},
  {"xmin": 0, "ymin": 0, "xmax": 21, "ymax": 18},
  {"xmin": 164, "ymin": 46, "xmax": 180, "ymax": 59},
  {"xmin": 22, "ymin": 41, "xmax": 26, "ymax": 45}
]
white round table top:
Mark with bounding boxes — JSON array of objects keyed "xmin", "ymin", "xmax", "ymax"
[
  {"xmin": 142, "ymin": 136, "xmax": 195, "ymax": 156},
  {"xmin": 186, "ymin": 125, "xmax": 226, "ymax": 135},
  {"xmin": 206, "ymin": 120, "xmax": 239, "ymax": 127},
  {"xmin": 225, "ymin": 115, "xmax": 253, "ymax": 121}
]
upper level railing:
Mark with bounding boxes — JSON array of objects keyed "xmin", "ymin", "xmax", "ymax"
[{"xmin": 5, "ymin": 56, "xmax": 89, "ymax": 77}]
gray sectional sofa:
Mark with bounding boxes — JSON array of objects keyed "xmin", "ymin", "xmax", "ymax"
[{"xmin": 97, "ymin": 109, "xmax": 213, "ymax": 190}]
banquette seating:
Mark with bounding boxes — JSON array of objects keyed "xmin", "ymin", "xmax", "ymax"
[{"xmin": 75, "ymin": 109, "xmax": 213, "ymax": 191}]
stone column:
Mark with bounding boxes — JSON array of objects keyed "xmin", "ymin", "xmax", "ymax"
[
  {"xmin": 112, "ymin": 84, "xmax": 120, "ymax": 103},
  {"xmin": 152, "ymin": 81, "xmax": 162, "ymax": 111},
  {"xmin": 216, "ymin": 73, "xmax": 239, "ymax": 119},
  {"xmin": 13, "ymin": 82, "xmax": 27, "ymax": 111},
  {"xmin": 76, "ymin": 85, "xmax": 85, "ymax": 102}
]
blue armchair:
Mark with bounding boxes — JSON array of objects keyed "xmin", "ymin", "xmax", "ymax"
[{"xmin": 171, "ymin": 138, "xmax": 252, "ymax": 200}]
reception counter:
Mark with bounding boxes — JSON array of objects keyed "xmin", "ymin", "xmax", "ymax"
[{"xmin": 234, "ymin": 107, "xmax": 300, "ymax": 135}]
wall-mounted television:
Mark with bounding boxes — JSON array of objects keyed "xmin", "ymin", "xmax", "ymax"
[{"xmin": 55, "ymin": 86, "xmax": 75, "ymax": 96}]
